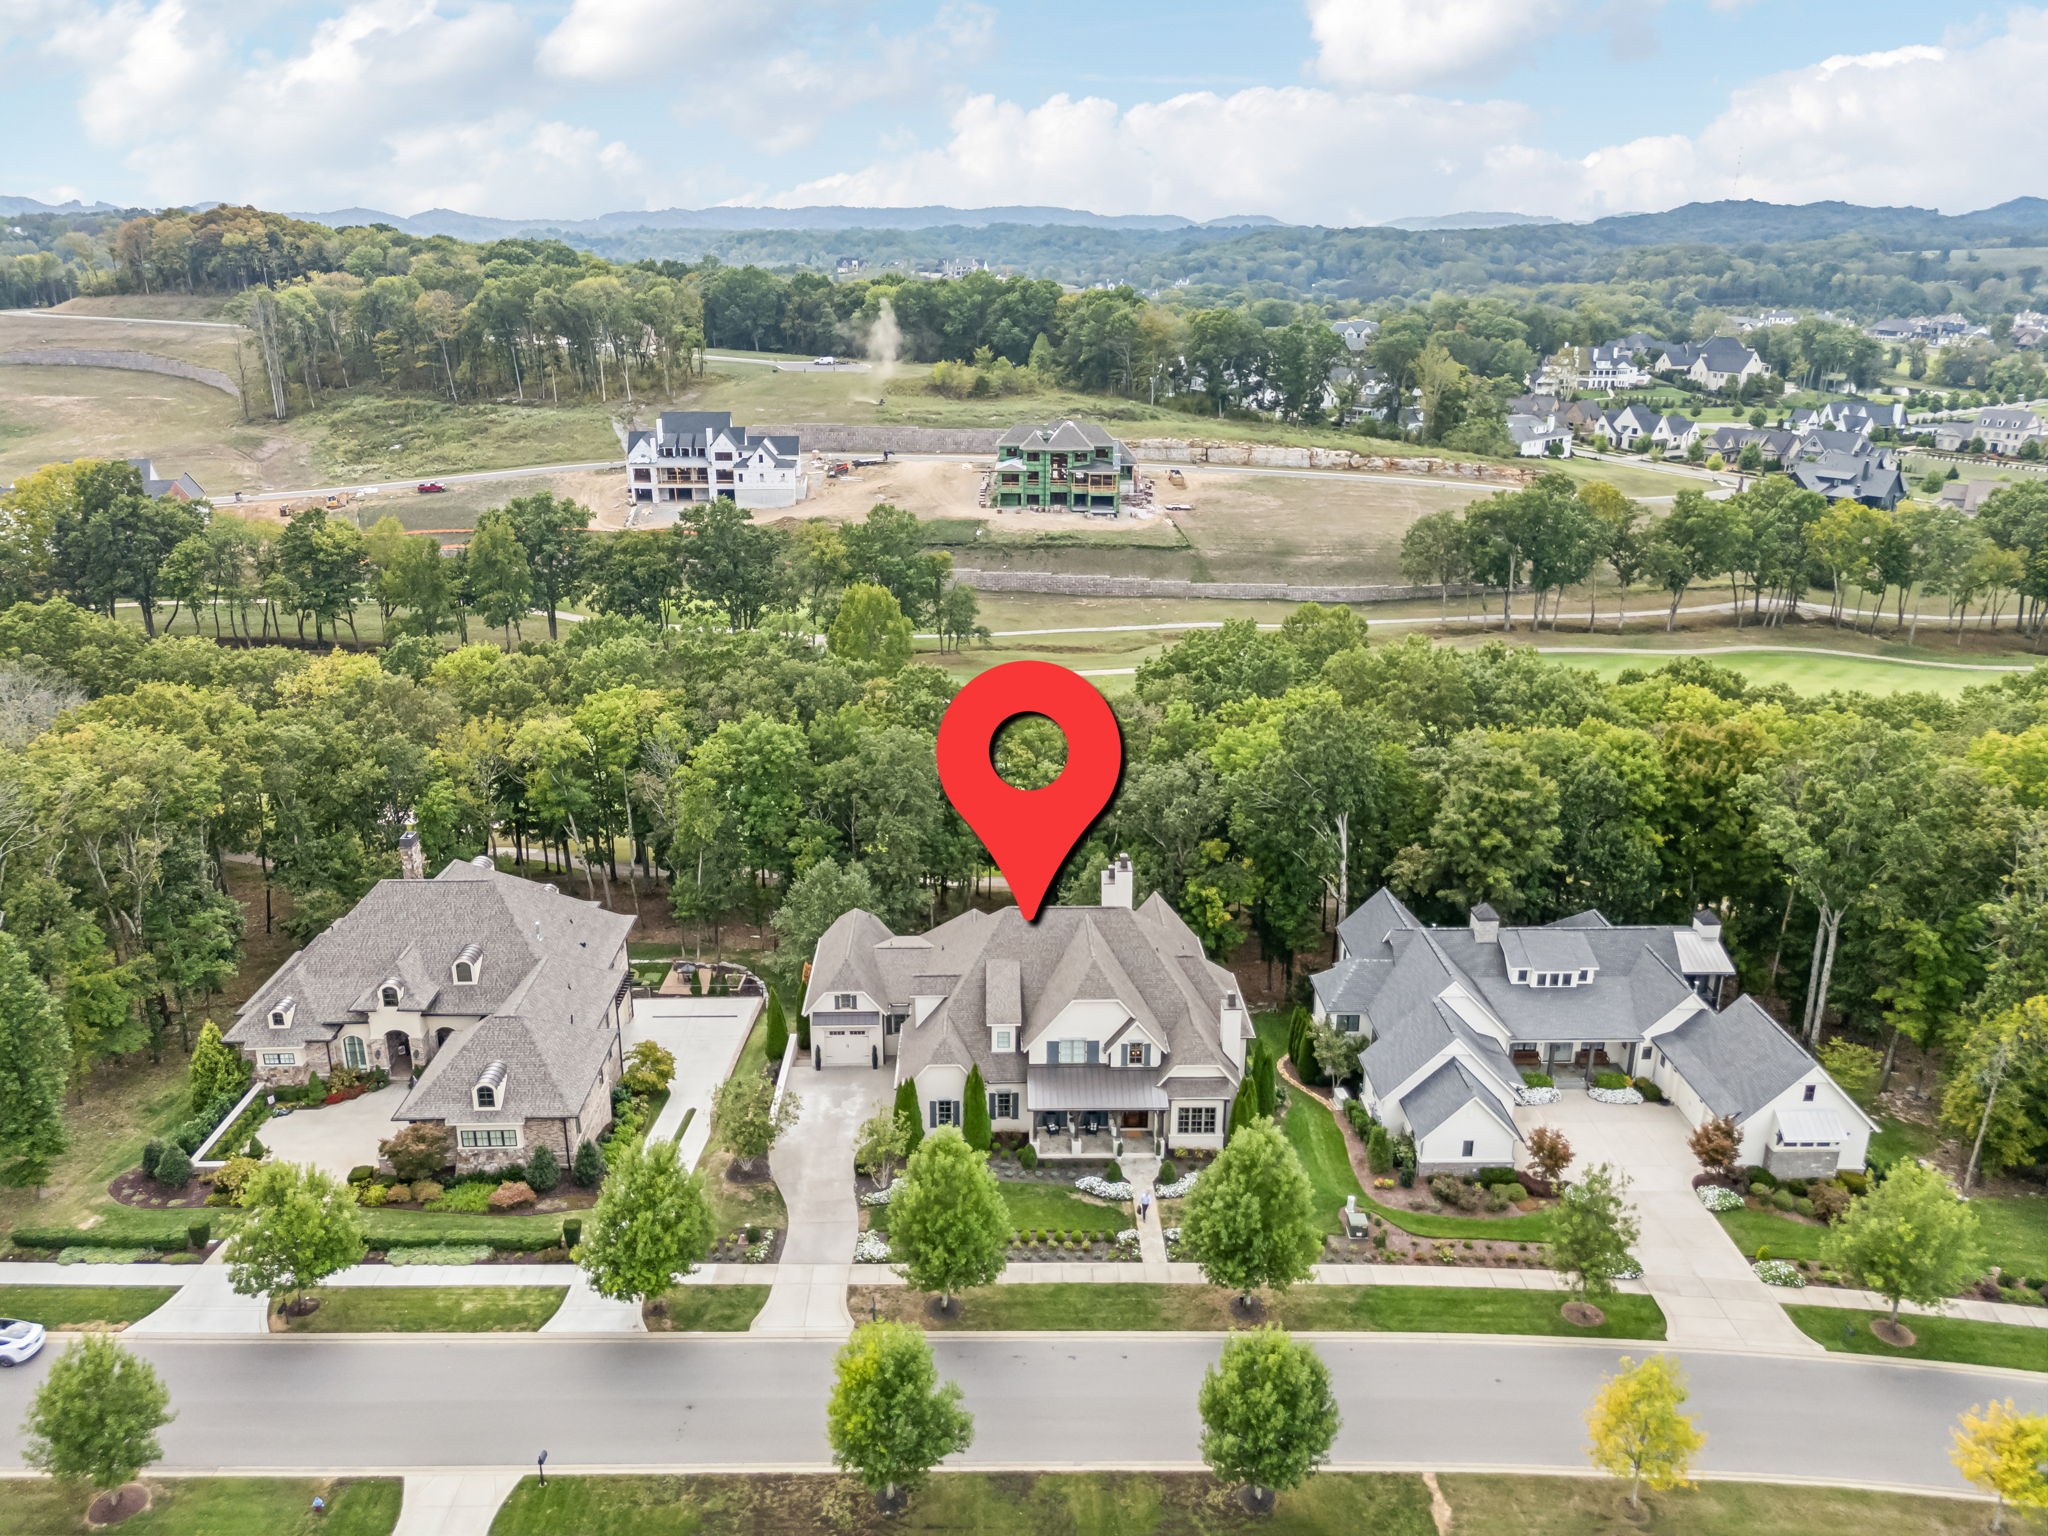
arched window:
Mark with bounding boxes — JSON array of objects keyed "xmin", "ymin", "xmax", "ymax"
[
  {"xmin": 343, "ymin": 1036, "xmax": 368, "ymax": 1070},
  {"xmin": 452, "ymin": 961, "xmax": 474, "ymax": 985},
  {"xmin": 380, "ymin": 986, "xmax": 400, "ymax": 1007},
  {"xmin": 475, "ymin": 1084, "xmax": 496, "ymax": 1109}
]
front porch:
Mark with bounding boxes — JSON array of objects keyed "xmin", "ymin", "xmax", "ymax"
[
  {"xmin": 1511, "ymin": 1039, "xmax": 1639, "ymax": 1085},
  {"xmin": 1029, "ymin": 1111, "xmax": 1162, "ymax": 1160}
]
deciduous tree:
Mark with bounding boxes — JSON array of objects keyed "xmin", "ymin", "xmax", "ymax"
[
  {"xmin": 23, "ymin": 1334, "xmax": 174, "ymax": 1506},
  {"xmin": 887, "ymin": 1126, "xmax": 1008, "ymax": 1307},
  {"xmin": 826, "ymin": 1321, "xmax": 973, "ymax": 1508},
  {"xmin": 1549, "ymin": 1163, "xmax": 1640, "ymax": 1310},
  {"xmin": 715, "ymin": 1071, "xmax": 798, "ymax": 1173},
  {"xmin": 1952, "ymin": 1400, "xmax": 2048, "ymax": 1533},
  {"xmin": 1822, "ymin": 1159, "xmax": 1984, "ymax": 1330},
  {"xmin": 1180, "ymin": 1117, "xmax": 1322, "ymax": 1306},
  {"xmin": 1585, "ymin": 1354, "xmax": 1703, "ymax": 1509},
  {"xmin": 224, "ymin": 1161, "xmax": 367, "ymax": 1314},
  {"xmin": 1198, "ymin": 1326, "xmax": 1340, "ymax": 1510},
  {"xmin": 0, "ymin": 931, "xmax": 69, "ymax": 1188},
  {"xmin": 577, "ymin": 1136, "xmax": 714, "ymax": 1305}
]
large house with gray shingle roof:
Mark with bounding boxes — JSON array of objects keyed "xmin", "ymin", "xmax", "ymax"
[
  {"xmin": 1311, "ymin": 890, "xmax": 1871, "ymax": 1178},
  {"xmin": 801, "ymin": 856, "xmax": 1248, "ymax": 1157},
  {"xmin": 225, "ymin": 853, "xmax": 633, "ymax": 1172}
]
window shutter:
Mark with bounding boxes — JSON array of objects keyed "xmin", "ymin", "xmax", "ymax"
[
  {"xmin": 953, "ymin": 1101, "xmax": 963, "ymax": 1127},
  {"xmin": 1142, "ymin": 1045, "xmax": 1152, "ymax": 1066},
  {"xmin": 928, "ymin": 1100, "xmax": 939, "ymax": 1129},
  {"xmin": 1086, "ymin": 1040, "xmax": 1099, "ymax": 1065},
  {"xmin": 987, "ymin": 1092, "xmax": 998, "ymax": 1118}
]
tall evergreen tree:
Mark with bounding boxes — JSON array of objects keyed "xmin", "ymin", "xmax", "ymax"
[
  {"xmin": 895, "ymin": 1078, "xmax": 924, "ymax": 1153},
  {"xmin": 0, "ymin": 932, "xmax": 70, "ymax": 1189},
  {"xmin": 961, "ymin": 1064, "xmax": 992, "ymax": 1153},
  {"xmin": 186, "ymin": 1019, "xmax": 244, "ymax": 1112},
  {"xmin": 762, "ymin": 989, "xmax": 789, "ymax": 1063}
]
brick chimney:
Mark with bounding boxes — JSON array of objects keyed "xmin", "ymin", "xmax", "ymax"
[{"xmin": 398, "ymin": 830, "xmax": 424, "ymax": 881}]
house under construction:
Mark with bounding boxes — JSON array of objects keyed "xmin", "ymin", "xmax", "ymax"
[{"xmin": 989, "ymin": 420, "xmax": 1134, "ymax": 515}]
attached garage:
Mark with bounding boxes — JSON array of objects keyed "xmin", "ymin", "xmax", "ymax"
[{"xmin": 815, "ymin": 1025, "xmax": 878, "ymax": 1069}]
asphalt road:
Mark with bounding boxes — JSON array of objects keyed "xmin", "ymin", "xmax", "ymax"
[{"xmin": 0, "ymin": 1334, "xmax": 2034, "ymax": 1489}]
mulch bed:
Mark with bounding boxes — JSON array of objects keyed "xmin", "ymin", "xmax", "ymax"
[
  {"xmin": 1870, "ymin": 1316, "xmax": 1917, "ymax": 1347},
  {"xmin": 85, "ymin": 1482, "xmax": 152, "ymax": 1527},
  {"xmin": 709, "ymin": 1227, "xmax": 786, "ymax": 1265},
  {"xmin": 105, "ymin": 1167, "xmax": 214, "ymax": 1210},
  {"xmin": 1561, "ymin": 1301, "xmax": 1606, "ymax": 1328}
]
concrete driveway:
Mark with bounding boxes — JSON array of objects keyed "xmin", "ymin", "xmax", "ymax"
[
  {"xmin": 259, "ymin": 1083, "xmax": 406, "ymax": 1180},
  {"xmin": 1515, "ymin": 1089, "xmax": 1819, "ymax": 1353},
  {"xmin": 752, "ymin": 1064, "xmax": 892, "ymax": 1336},
  {"xmin": 626, "ymin": 996, "xmax": 760, "ymax": 1172}
]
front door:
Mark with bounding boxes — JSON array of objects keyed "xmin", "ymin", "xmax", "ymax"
[{"xmin": 1120, "ymin": 1111, "xmax": 1148, "ymax": 1131}]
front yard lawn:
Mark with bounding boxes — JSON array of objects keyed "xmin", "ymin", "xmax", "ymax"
[
  {"xmin": 0, "ymin": 1476, "xmax": 401, "ymax": 1536},
  {"xmin": 1713, "ymin": 1204, "xmax": 1829, "ymax": 1263},
  {"xmin": 1787, "ymin": 1304, "xmax": 2048, "ymax": 1372},
  {"xmin": 642, "ymin": 1284, "xmax": 772, "ymax": 1331},
  {"xmin": 358, "ymin": 1209, "xmax": 573, "ymax": 1251},
  {"xmin": 848, "ymin": 1282, "xmax": 1665, "ymax": 1338},
  {"xmin": 280, "ymin": 1286, "xmax": 566, "ymax": 1332},
  {"xmin": 1273, "ymin": 1092, "xmax": 1366, "ymax": 1235},
  {"xmin": 868, "ymin": 1180, "xmax": 1125, "ymax": 1236},
  {"xmin": 490, "ymin": 1472, "xmax": 2001, "ymax": 1536},
  {"xmin": 0, "ymin": 1284, "xmax": 178, "ymax": 1328},
  {"xmin": 1357, "ymin": 1191, "xmax": 1555, "ymax": 1242},
  {"xmin": 1968, "ymin": 1194, "xmax": 2048, "ymax": 1279}
]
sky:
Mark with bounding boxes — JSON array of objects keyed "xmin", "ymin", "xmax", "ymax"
[{"xmin": 2, "ymin": 0, "xmax": 2042, "ymax": 225}]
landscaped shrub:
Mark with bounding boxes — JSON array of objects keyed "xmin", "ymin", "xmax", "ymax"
[
  {"xmin": 1743, "ymin": 1165, "xmax": 1777, "ymax": 1190},
  {"xmin": 410, "ymin": 1180, "xmax": 444, "ymax": 1204},
  {"xmin": 562, "ymin": 1217, "xmax": 582, "ymax": 1249},
  {"xmin": 572, "ymin": 1140, "xmax": 605, "ymax": 1187},
  {"xmin": 1157, "ymin": 1160, "xmax": 1177, "ymax": 1184},
  {"xmin": 1592, "ymin": 1071, "xmax": 1631, "ymax": 1091},
  {"xmin": 347, "ymin": 1165, "xmax": 376, "ymax": 1185},
  {"xmin": 155, "ymin": 1147, "xmax": 193, "ymax": 1189},
  {"xmin": 1520, "ymin": 1071, "xmax": 1554, "ymax": 1089},
  {"xmin": 1476, "ymin": 1167, "xmax": 1522, "ymax": 1187},
  {"xmin": 1697, "ymin": 1185, "xmax": 1744, "ymax": 1212},
  {"xmin": 383, "ymin": 1244, "xmax": 492, "ymax": 1266},
  {"xmin": 1104, "ymin": 1160, "xmax": 1122, "ymax": 1182},
  {"xmin": 1631, "ymin": 1077, "xmax": 1663, "ymax": 1103},
  {"xmin": 1794, "ymin": 1197, "xmax": 1816, "ymax": 1218},
  {"xmin": 187, "ymin": 1220, "xmax": 210, "ymax": 1249},
  {"xmin": 1770, "ymin": 1188, "xmax": 1797, "ymax": 1212},
  {"xmin": 427, "ymin": 1182, "xmax": 493, "ymax": 1213},
  {"xmin": 1781, "ymin": 1178, "xmax": 1810, "ymax": 1197},
  {"xmin": 1019, "ymin": 1144, "xmax": 1039, "ymax": 1170},
  {"xmin": 527, "ymin": 1143, "xmax": 561, "ymax": 1195},
  {"xmin": 1747, "ymin": 1181, "xmax": 1772, "ymax": 1199},
  {"xmin": 358, "ymin": 1183, "xmax": 390, "ymax": 1208},
  {"xmin": 12, "ymin": 1228, "xmax": 190, "ymax": 1253},
  {"xmin": 489, "ymin": 1181, "xmax": 537, "ymax": 1211},
  {"xmin": 383, "ymin": 1183, "xmax": 412, "ymax": 1204},
  {"xmin": 170, "ymin": 1118, "xmax": 211, "ymax": 1154},
  {"xmin": 1839, "ymin": 1170, "xmax": 1870, "ymax": 1195},
  {"xmin": 1501, "ymin": 1182, "xmax": 1528, "ymax": 1204},
  {"xmin": 382, "ymin": 1122, "xmax": 452, "ymax": 1183},
  {"xmin": 141, "ymin": 1140, "xmax": 167, "ymax": 1180},
  {"xmin": 1366, "ymin": 1124, "xmax": 1393, "ymax": 1175}
]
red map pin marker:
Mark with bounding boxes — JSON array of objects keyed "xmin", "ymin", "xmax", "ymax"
[{"xmin": 936, "ymin": 660, "xmax": 1123, "ymax": 923}]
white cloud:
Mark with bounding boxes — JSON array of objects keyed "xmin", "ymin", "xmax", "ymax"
[
  {"xmin": 770, "ymin": 85, "xmax": 1533, "ymax": 223},
  {"xmin": 1309, "ymin": 0, "xmax": 1571, "ymax": 89},
  {"xmin": 539, "ymin": 0, "xmax": 770, "ymax": 79}
]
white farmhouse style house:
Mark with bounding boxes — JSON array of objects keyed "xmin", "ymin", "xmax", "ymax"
[
  {"xmin": 801, "ymin": 856, "xmax": 1248, "ymax": 1157},
  {"xmin": 623, "ymin": 411, "xmax": 804, "ymax": 515},
  {"xmin": 225, "ymin": 850, "xmax": 633, "ymax": 1171},
  {"xmin": 1311, "ymin": 890, "xmax": 1872, "ymax": 1178}
]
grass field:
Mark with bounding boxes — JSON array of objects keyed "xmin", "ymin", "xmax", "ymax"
[
  {"xmin": 1542, "ymin": 646, "xmax": 2029, "ymax": 698},
  {"xmin": 0, "ymin": 1284, "xmax": 179, "ymax": 1327},
  {"xmin": 0, "ymin": 1476, "xmax": 400, "ymax": 1536},
  {"xmin": 853, "ymin": 1281, "xmax": 1663, "ymax": 1337},
  {"xmin": 642, "ymin": 1284, "xmax": 772, "ymax": 1331},
  {"xmin": 489, "ymin": 1472, "xmax": 2004, "ymax": 1536},
  {"xmin": 1787, "ymin": 1305, "xmax": 2048, "ymax": 1370},
  {"xmin": 281, "ymin": 1286, "xmax": 567, "ymax": 1332}
]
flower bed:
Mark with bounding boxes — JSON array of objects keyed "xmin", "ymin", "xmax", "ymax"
[
  {"xmin": 1155, "ymin": 1169, "xmax": 1200, "ymax": 1199},
  {"xmin": 1516, "ymin": 1086, "xmax": 1561, "ymax": 1106},
  {"xmin": 1073, "ymin": 1175, "xmax": 1134, "ymax": 1201},
  {"xmin": 1754, "ymin": 1259, "xmax": 1806, "ymax": 1287},
  {"xmin": 1588, "ymin": 1085, "xmax": 1645, "ymax": 1106},
  {"xmin": 859, "ymin": 1186, "xmax": 893, "ymax": 1207},
  {"xmin": 853, "ymin": 1231, "xmax": 891, "ymax": 1263},
  {"xmin": 1697, "ymin": 1185, "xmax": 1744, "ymax": 1212}
]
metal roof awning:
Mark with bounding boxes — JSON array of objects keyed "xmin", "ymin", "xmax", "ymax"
[
  {"xmin": 1026, "ymin": 1065, "xmax": 1170, "ymax": 1112},
  {"xmin": 1673, "ymin": 932, "xmax": 1737, "ymax": 976},
  {"xmin": 1776, "ymin": 1106, "xmax": 1847, "ymax": 1146}
]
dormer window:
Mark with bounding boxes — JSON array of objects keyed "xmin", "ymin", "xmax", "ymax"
[
  {"xmin": 269, "ymin": 995, "xmax": 295, "ymax": 1030},
  {"xmin": 380, "ymin": 982, "xmax": 401, "ymax": 1007},
  {"xmin": 834, "ymin": 993, "xmax": 857, "ymax": 1010},
  {"xmin": 474, "ymin": 1060, "xmax": 507, "ymax": 1112},
  {"xmin": 452, "ymin": 943, "xmax": 482, "ymax": 986}
]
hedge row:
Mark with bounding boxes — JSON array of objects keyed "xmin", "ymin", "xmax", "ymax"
[{"xmin": 11, "ymin": 1227, "xmax": 191, "ymax": 1252}]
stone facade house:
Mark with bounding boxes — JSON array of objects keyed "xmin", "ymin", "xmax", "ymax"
[
  {"xmin": 225, "ymin": 851, "xmax": 633, "ymax": 1172},
  {"xmin": 801, "ymin": 856, "xmax": 1248, "ymax": 1157}
]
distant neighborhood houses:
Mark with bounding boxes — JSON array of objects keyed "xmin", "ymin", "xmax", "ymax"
[
  {"xmin": 1551, "ymin": 333, "xmax": 1767, "ymax": 396},
  {"xmin": 127, "ymin": 457, "xmax": 205, "ymax": 501},
  {"xmin": 1864, "ymin": 312, "xmax": 1997, "ymax": 347},
  {"xmin": 1931, "ymin": 406, "xmax": 2047, "ymax": 455}
]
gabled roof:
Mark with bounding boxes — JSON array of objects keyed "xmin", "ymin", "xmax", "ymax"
[
  {"xmin": 996, "ymin": 420, "xmax": 1125, "ymax": 455},
  {"xmin": 1653, "ymin": 995, "xmax": 1846, "ymax": 1124},
  {"xmin": 1695, "ymin": 337, "xmax": 1760, "ymax": 373},
  {"xmin": 1404, "ymin": 1058, "xmax": 1522, "ymax": 1143}
]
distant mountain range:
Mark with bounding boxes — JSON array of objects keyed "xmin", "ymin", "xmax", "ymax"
[
  {"xmin": 0, "ymin": 195, "xmax": 123, "ymax": 216},
  {"xmin": 1382, "ymin": 211, "xmax": 1564, "ymax": 231},
  {"xmin": 285, "ymin": 204, "xmax": 1286, "ymax": 237}
]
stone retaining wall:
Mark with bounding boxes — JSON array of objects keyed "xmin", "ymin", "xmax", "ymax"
[
  {"xmin": 0, "ymin": 346, "xmax": 242, "ymax": 400},
  {"xmin": 953, "ymin": 568, "xmax": 1489, "ymax": 604},
  {"xmin": 755, "ymin": 424, "xmax": 1000, "ymax": 455}
]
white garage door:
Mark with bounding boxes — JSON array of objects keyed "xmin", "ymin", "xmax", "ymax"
[{"xmin": 818, "ymin": 1027, "xmax": 873, "ymax": 1068}]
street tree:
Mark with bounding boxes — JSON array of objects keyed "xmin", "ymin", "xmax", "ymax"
[
  {"xmin": 1549, "ymin": 1163, "xmax": 1640, "ymax": 1316},
  {"xmin": 887, "ymin": 1126, "xmax": 1009, "ymax": 1309},
  {"xmin": 715, "ymin": 1071, "xmax": 799, "ymax": 1174},
  {"xmin": 23, "ymin": 1334, "xmax": 174, "ymax": 1511},
  {"xmin": 1198, "ymin": 1326, "xmax": 1340, "ymax": 1512},
  {"xmin": 224, "ymin": 1160, "xmax": 367, "ymax": 1316},
  {"xmin": 1585, "ymin": 1355, "xmax": 1704, "ymax": 1510},
  {"xmin": 1180, "ymin": 1117, "xmax": 1322, "ymax": 1308},
  {"xmin": 826, "ymin": 1320, "xmax": 974, "ymax": 1509},
  {"xmin": 577, "ymin": 1136, "xmax": 715, "ymax": 1308},
  {"xmin": 1822, "ymin": 1159, "xmax": 1984, "ymax": 1337},
  {"xmin": 1952, "ymin": 1400, "xmax": 2048, "ymax": 1533}
]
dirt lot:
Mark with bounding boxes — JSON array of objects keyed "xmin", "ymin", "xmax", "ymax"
[{"xmin": 224, "ymin": 466, "xmax": 624, "ymax": 543}]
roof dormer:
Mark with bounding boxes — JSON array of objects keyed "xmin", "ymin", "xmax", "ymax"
[
  {"xmin": 269, "ymin": 995, "xmax": 295, "ymax": 1030},
  {"xmin": 473, "ymin": 1060, "xmax": 507, "ymax": 1112},
  {"xmin": 379, "ymin": 978, "xmax": 404, "ymax": 1009},
  {"xmin": 452, "ymin": 943, "xmax": 482, "ymax": 986}
]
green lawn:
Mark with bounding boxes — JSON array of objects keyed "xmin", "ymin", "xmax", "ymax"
[
  {"xmin": 360, "ymin": 1209, "xmax": 574, "ymax": 1250},
  {"xmin": 853, "ymin": 1281, "xmax": 1662, "ymax": 1338},
  {"xmin": 642, "ymin": 1284, "xmax": 772, "ymax": 1331},
  {"xmin": 0, "ymin": 1284, "xmax": 178, "ymax": 1328},
  {"xmin": 282, "ymin": 1286, "xmax": 566, "ymax": 1332},
  {"xmin": 1969, "ymin": 1195, "xmax": 2048, "ymax": 1279},
  {"xmin": 0, "ymin": 1477, "xmax": 401, "ymax": 1536},
  {"xmin": 1546, "ymin": 647, "xmax": 2028, "ymax": 699},
  {"xmin": 868, "ymin": 1179, "xmax": 1126, "ymax": 1236},
  {"xmin": 1436, "ymin": 1474, "xmax": 2007, "ymax": 1536},
  {"xmin": 490, "ymin": 1471, "xmax": 1439, "ymax": 1536},
  {"xmin": 1355, "ymin": 1189, "xmax": 1556, "ymax": 1242},
  {"xmin": 1868, "ymin": 1114, "xmax": 1939, "ymax": 1169},
  {"xmin": 1787, "ymin": 1305, "xmax": 2048, "ymax": 1371},
  {"xmin": 490, "ymin": 1472, "xmax": 2005, "ymax": 1536},
  {"xmin": 1714, "ymin": 1205, "xmax": 1829, "ymax": 1263}
]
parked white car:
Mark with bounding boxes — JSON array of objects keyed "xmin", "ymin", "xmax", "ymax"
[{"xmin": 0, "ymin": 1319, "xmax": 46, "ymax": 1367}]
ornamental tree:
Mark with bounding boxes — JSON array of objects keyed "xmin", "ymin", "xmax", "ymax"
[
  {"xmin": 1252, "ymin": 1040, "xmax": 1278, "ymax": 1118},
  {"xmin": 621, "ymin": 1039, "xmax": 676, "ymax": 1098},
  {"xmin": 1686, "ymin": 1115, "xmax": 1740, "ymax": 1182},
  {"xmin": 224, "ymin": 1160, "xmax": 366, "ymax": 1314},
  {"xmin": 826, "ymin": 1321, "xmax": 974, "ymax": 1508},
  {"xmin": 23, "ymin": 1334, "xmax": 174, "ymax": 1505},
  {"xmin": 1198, "ymin": 1326, "xmax": 1340, "ymax": 1510},
  {"xmin": 1180, "ymin": 1117, "xmax": 1322, "ymax": 1306},
  {"xmin": 887, "ymin": 1127, "xmax": 1008, "ymax": 1307},
  {"xmin": 1952, "ymin": 1399, "xmax": 2048, "ymax": 1532},
  {"xmin": 380, "ymin": 1121, "xmax": 451, "ymax": 1183},
  {"xmin": 961, "ymin": 1065, "xmax": 992, "ymax": 1153},
  {"xmin": 185, "ymin": 1018, "xmax": 245, "ymax": 1113},
  {"xmin": 1821, "ymin": 1159, "xmax": 1984, "ymax": 1328},
  {"xmin": 715, "ymin": 1071, "xmax": 799, "ymax": 1174},
  {"xmin": 854, "ymin": 1105, "xmax": 912, "ymax": 1189},
  {"xmin": 1585, "ymin": 1354, "xmax": 1704, "ymax": 1509},
  {"xmin": 1525, "ymin": 1125, "xmax": 1573, "ymax": 1186},
  {"xmin": 1549, "ymin": 1163, "xmax": 1641, "ymax": 1307},
  {"xmin": 577, "ymin": 1135, "xmax": 714, "ymax": 1306}
]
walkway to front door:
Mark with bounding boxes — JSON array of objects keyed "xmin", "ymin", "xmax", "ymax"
[{"xmin": 1513, "ymin": 1091, "xmax": 1820, "ymax": 1354}]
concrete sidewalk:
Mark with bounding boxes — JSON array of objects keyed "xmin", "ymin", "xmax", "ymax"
[
  {"xmin": 124, "ymin": 1249, "xmax": 268, "ymax": 1336},
  {"xmin": 395, "ymin": 1473, "xmax": 521, "ymax": 1536}
]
